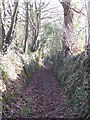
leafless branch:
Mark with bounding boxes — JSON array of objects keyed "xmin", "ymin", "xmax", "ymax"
[
  {"xmin": 77, "ymin": 26, "xmax": 86, "ymax": 36},
  {"xmin": 59, "ymin": 0, "xmax": 86, "ymax": 16},
  {"xmin": 41, "ymin": 16, "xmax": 52, "ymax": 20}
]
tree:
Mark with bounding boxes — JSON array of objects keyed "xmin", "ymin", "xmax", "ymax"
[
  {"xmin": 23, "ymin": 2, "xmax": 29, "ymax": 52},
  {"xmin": 60, "ymin": 0, "xmax": 73, "ymax": 56},
  {"xmin": 29, "ymin": 0, "xmax": 41, "ymax": 52},
  {"xmin": 2, "ymin": 1, "xmax": 18, "ymax": 52},
  {"xmin": 87, "ymin": 1, "xmax": 90, "ymax": 54},
  {"xmin": 87, "ymin": 1, "xmax": 90, "ymax": 72},
  {"xmin": 0, "ymin": 9, "xmax": 2, "ymax": 51}
]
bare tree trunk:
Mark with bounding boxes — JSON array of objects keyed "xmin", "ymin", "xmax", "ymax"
[
  {"xmin": 4, "ymin": 2, "xmax": 18, "ymax": 51},
  {"xmin": 29, "ymin": 0, "xmax": 41, "ymax": 52},
  {"xmin": 2, "ymin": 0, "xmax": 6, "ymax": 24},
  {"xmin": 0, "ymin": 9, "xmax": 2, "ymax": 51},
  {"xmin": 0, "ymin": 8, "xmax": 3, "ymax": 112},
  {"xmin": 23, "ymin": 2, "xmax": 28, "ymax": 52},
  {"xmin": 61, "ymin": 0, "xmax": 73, "ymax": 56},
  {"xmin": 87, "ymin": 1, "xmax": 90, "ymax": 62},
  {"xmin": 0, "ymin": 5, "xmax": 5, "ymax": 50}
]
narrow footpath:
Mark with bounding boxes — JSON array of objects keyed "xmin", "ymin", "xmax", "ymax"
[{"xmin": 15, "ymin": 67, "xmax": 78, "ymax": 119}]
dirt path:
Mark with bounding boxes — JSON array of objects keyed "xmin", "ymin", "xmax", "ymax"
[{"xmin": 15, "ymin": 67, "xmax": 78, "ymax": 118}]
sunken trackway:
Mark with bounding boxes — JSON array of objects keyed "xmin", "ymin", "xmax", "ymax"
[{"xmin": 16, "ymin": 67, "xmax": 79, "ymax": 118}]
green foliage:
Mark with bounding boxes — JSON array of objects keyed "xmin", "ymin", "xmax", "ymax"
[
  {"xmin": 0, "ymin": 96, "xmax": 5, "ymax": 103},
  {"xmin": 66, "ymin": 99, "xmax": 72, "ymax": 107},
  {"xmin": 1, "ymin": 65, "xmax": 8, "ymax": 81},
  {"xmin": 53, "ymin": 51, "xmax": 88, "ymax": 118},
  {"xmin": 23, "ymin": 97, "xmax": 27, "ymax": 102},
  {"xmin": 40, "ymin": 22, "xmax": 61, "ymax": 59},
  {"xmin": 73, "ymin": 2, "xmax": 78, "ymax": 7},
  {"xmin": 17, "ymin": 21, "xmax": 21, "ymax": 27},
  {"xmin": 22, "ymin": 108, "xmax": 31, "ymax": 115},
  {"xmin": 27, "ymin": 45, "xmax": 32, "ymax": 54},
  {"xmin": 36, "ymin": 50, "xmax": 40, "ymax": 57}
]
